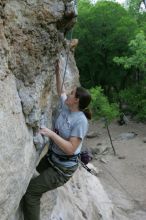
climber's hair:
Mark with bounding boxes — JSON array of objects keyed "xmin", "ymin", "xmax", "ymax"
[{"xmin": 75, "ymin": 87, "xmax": 92, "ymax": 120}]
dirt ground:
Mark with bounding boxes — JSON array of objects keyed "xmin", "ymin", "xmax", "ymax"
[{"xmin": 84, "ymin": 119, "xmax": 146, "ymax": 219}]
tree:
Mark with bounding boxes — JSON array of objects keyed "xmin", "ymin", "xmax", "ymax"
[
  {"xmin": 137, "ymin": 11, "xmax": 146, "ymax": 35},
  {"xmin": 114, "ymin": 31, "xmax": 146, "ymax": 83},
  {"xmin": 89, "ymin": 86, "xmax": 119, "ymax": 121},
  {"xmin": 74, "ymin": 0, "xmax": 138, "ymax": 96},
  {"xmin": 128, "ymin": 0, "xmax": 146, "ymax": 15},
  {"xmin": 113, "ymin": 31, "xmax": 146, "ymax": 120}
]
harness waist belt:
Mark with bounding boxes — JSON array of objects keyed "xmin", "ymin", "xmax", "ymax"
[{"xmin": 48, "ymin": 150, "xmax": 79, "ymax": 162}]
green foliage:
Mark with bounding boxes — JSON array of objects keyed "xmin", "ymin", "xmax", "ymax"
[
  {"xmin": 129, "ymin": 0, "xmax": 145, "ymax": 15},
  {"xmin": 137, "ymin": 11, "xmax": 146, "ymax": 35},
  {"xmin": 113, "ymin": 31, "xmax": 146, "ymax": 121},
  {"xmin": 89, "ymin": 86, "xmax": 119, "ymax": 121},
  {"xmin": 114, "ymin": 31, "xmax": 146, "ymax": 73},
  {"xmin": 119, "ymin": 80, "xmax": 146, "ymax": 120},
  {"xmin": 74, "ymin": 0, "xmax": 146, "ymax": 122},
  {"xmin": 74, "ymin": 0, "xmax": 138, "ymax": 91}
]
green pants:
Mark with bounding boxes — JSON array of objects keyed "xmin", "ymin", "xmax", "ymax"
[{"xmin": 23, "ymin": 155, "xmax": 78, "ymax": 220}]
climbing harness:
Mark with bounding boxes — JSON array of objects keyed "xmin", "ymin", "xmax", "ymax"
[
  {"xmin": 47, "ymin": 157, "xmax": 72, "ymax": 177},
  {"xmin": 48, "ymin": 149, "xmax": 98, "ymax": 177},
  {"xmin": 47, "ymin": 150, "xmax": 78, "ymax": 177},
  {"xmin": 48, "ymin": 149, "xmax": 79, "ymax": 162}
]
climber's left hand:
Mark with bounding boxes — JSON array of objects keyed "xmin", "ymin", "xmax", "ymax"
[{"xmin": 39, "ymin": 128, "xmax": 53, "ymax": 137}]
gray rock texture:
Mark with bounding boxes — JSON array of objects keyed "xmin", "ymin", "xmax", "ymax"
[
  {"xmin": 40, "ymin": 165, "xmax": 118, "ymax": 220},
  {"xmin": 0, "ymin": 1, "xmax": 79, "ymax": 219}
]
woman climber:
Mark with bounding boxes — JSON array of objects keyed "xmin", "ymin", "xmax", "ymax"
[{"xmin": 23, "ymin": 60, "xmax": 91, "ymax": 220}]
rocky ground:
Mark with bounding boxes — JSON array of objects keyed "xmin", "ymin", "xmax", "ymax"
[{"xmin": 84, "ymin": 119, "xmax": 146, "ymax": 220}]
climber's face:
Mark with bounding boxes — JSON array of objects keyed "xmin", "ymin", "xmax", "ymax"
[{"xmin": 65, "ymin": 87, "xmax": 79, "ymax": 108}]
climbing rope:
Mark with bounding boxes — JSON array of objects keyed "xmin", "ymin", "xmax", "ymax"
[
  {"xmin": 78, "ymin": 158, "xmax": 99, "ymax": 177},
  {"xmin": 60, "ymin": 29, "xmax": 74, "ymax": 94},
  {"xmin": 60, "ymin": 0, "xmax": 78, "ymax": 92},
  {"xmin": 104, "ymin": 118, "xmax": 116, "ymax": 156}
]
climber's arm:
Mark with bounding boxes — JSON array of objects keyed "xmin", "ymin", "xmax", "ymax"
[
  {"xmin": 55, "ymin": 60, "xmax": 66, "ymax": 97},
  {"xmin": 39, "ymin": 128, "xmax": 81, "ymax": 155}
]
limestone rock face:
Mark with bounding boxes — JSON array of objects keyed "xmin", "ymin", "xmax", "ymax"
[
  {"xmin": 0, "ymin": 1, "xmax": 79, "ymax": 220},
  {"xmin": 40, "ymin": 164, "xmax": 136, "ymax": 220},
  {"xmin": 40, "ymin": 165, "xmax": 116, "ymax": 220}
]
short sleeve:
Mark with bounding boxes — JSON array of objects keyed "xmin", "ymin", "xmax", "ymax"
[{"xmin": 70, "ymin": 119, "xmax": 88, "ymax": 140}]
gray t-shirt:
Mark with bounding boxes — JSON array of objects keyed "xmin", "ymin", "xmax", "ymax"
[{"xmin": 51, "ymin": 94, "xmax": 88, "ymax": 167}]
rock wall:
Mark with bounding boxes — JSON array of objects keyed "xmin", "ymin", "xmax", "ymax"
[
  {"xmin": 40, "ymin": 165, "xmax": 117, "ymax": 220},
  {"xmin": 0, "ymin": 1, "xmax": 79, "ymax": 219}
]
